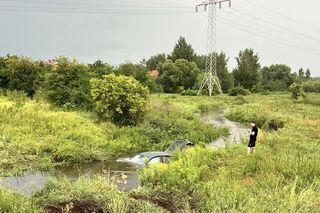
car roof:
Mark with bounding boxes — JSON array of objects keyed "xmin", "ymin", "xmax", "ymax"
[{"xmin": 139, "ymin": 151, "xmax": 171, "ymax": 158}]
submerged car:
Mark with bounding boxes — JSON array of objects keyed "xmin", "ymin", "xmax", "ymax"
[
  {"xmin": 129, "ymin": 151, "xmax": 171, "ymax": 166},
  {"xmin": 128, "ymin": 140, "xmax": 194, "ymax": 166},
  {"xmin": 165, "ymin": 140, "xmax": 194, "ymax": 153}
]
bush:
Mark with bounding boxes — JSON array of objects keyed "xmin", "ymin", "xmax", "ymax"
[
  {"xmin": 198, "ymin": 102, "xmax": 225, "ymax": 112},
  {"xmin": 289, "ymin": 83, "xmax": 306, "ymax": 100},
  {"xmin": 302, "ymin": 81, "xmax": 320, "ymax": 93},
  {"xmin": 45, "ymin": 57, "xmax": 93, "ymax": 109},
  {"xmin": 260, "ymin": 90, "xmax": 270, "ymax": 95},
  {"xmin": 251, "ymin": 83, "xmax": 263, "ymax": 93},
  {"xmin": 225, "ymin": 109, "xmax": 285, "ymax": 131},
  {"xmin": 90, "ymin": 74, "xmax": 149, "ymax": 126},
  {"xmin": 228, "ymin": 86, "xmax": 251, "ymax": 96},
  {"xmin": 234, "ymin": 95, "xmax": 248, "ymax": 105},
  {"xmin": 180, "ymin": 89, "xmax": 198, "ymax": 96},
  {"xmin": 5, "ymin": 56, "xmax": 42, "ymax": 98}
]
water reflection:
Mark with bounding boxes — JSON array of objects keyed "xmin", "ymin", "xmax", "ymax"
[
  {"xmin": 200, "ymin": 112, "xmax": 249, "ymax": 148},
  {"xmin": 1, "ymin": 160, "xmax": 140, "ymax": 196}
]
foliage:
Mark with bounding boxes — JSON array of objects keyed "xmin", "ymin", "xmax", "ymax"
[
  {"xmin": 228, "ymin": 85, "xmax": 250, "ymax": 96},
  {"xmin": 139, "ymin": 147, "xmax": 221, "ymax": 209},
  {"xmin": 6, "ymin": 90, "xmax": 27, "ymax": 108},
  {"xmin": 302, "ymin": 80, "xmax": 320, "ymax": 93},
  {"xmin": 168, "ymin": 37, "xmax": 196, "ymax": 62},
  {"xmin": 234, "ymin": 95, "xmax": 248, "ymax": 105},
  {"xmin": 157, "ymin": 59, "xmax": 200, "ymax": 93},
  {"xmin": 193, "ymin": 54, "xmax": 206, "ymax": 70},
  {"xmin": 33, "ymin": 176, "xmax": 165, "ymax": 213},
  {"xmin": 89, "ymin": 60, "xmax": 115, "ymax": 78},
  {"xmin": 146, "ymin": 53, "xmax": 167, "ymax": 70},
  {"xmin": 91, "ymin": 74, "xmax": 149, "ymax": 125},
  {"xmin": 289, "ymin": 83, "xmax": 306, "ymax": 100},
  {"xmin": 44, "ymin": 57, "xmax": 93, "ymax": 109},
  {"xmin": 180, "ymin": 89, "xmax": 198, "ymax": 96},
  {"xmin": 0, "ymin": 188, "xmax": 41, "ymax": 213},
  {"xmin": 192, "ymin": 52, "xmax": 233, "ymax": 93},
  {"xmin": 233, "ymin": 48, "xmax": 261, "ymax": 90},
  {"xmin": 115, "ymin": 62, "xmax": 149, "ymax": 85},
  {"xmin": 225, "ymin": 106, "xmax": 285, "ymax": 130},
  {"xmin": 216, "ymin": 52, "xmax": 234, "ymax": 93},
  {"xmin": 261, "ymin": 64, "xmax": 294, "ymax": 91},
  {"xmin": 0, "ymin": 94, "xmax": 226, "ymax": 175},
  {"xmin": 139, "ymin": 94, "xmax": 320, "ymax": 212},
  {"xmin": 3, "ymin": 56, "xmax": 43, "ymax": 98},
  {"xmin": 138, "ymin": 103, "xmax": 227, "ymax": 150}
]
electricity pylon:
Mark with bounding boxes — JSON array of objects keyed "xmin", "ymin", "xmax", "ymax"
[{"xmin": 196, "ymin": 0, "xmax": 231, "ymax": 96}]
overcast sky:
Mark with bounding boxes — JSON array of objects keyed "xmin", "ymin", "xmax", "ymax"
[{"xmin": 0, "ymin": 0, "xmax": 319, "ymax": 76}]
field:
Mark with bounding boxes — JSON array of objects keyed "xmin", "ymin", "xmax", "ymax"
[{"xmin": 0, "ymin": 92, "xmax": 320, "ymax": 212}]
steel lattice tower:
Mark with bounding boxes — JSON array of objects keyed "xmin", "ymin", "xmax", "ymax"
[{"xmin": 196, "ymin": 0, "xmax": 231, "ymax": 96}]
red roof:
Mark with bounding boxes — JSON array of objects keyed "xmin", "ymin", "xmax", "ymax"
[{"xmin": 148, "ymin": 70, "xmax": 159, "ymax": 78}]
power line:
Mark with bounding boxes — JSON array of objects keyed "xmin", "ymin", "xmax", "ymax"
[
  {"xmin": 0, "ymin": 0, "xmax": 193, "ymax": 9},
  {"xmin": 220, "ymin": 9, "xmax": 320, "ymax": 49},
  {"xmin": 0, "ymin": 5, "xmax": 194, "ymax": 15},
  {"xmin": 240, "ymin": 0, "xmax": 320, "ymax": 32},
  {"xmin": 199, "ymin": 14, "xmax": 320, "ymax": 56},
  {"xmin": 230, "ymin": 7, "xmax": 320, "ymax": 44}
]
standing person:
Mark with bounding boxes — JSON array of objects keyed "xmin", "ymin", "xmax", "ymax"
[{"xmin": 248, "ymin": 121, "xmax": 258, "ymax": 154}]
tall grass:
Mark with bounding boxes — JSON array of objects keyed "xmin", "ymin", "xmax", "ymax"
[
  {"xmin": 0, "ymin": 188, "xmax": 41, "ymax": 213},
  {"xmin": 137, "ymin": 93, "xmax": 320, "ymax": 212},
  {"xmin": 33, "ymin": 176, "xmax": 166, "ymax": 213},
  {"xmin": 0, "ymin": 95, "xmax": 226, "ymax": 175}
]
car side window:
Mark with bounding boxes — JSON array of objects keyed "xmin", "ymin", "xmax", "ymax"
[
  {"xmin": 148, "ymin": 157, "xmax": 161, "ymax": 165},
  {"xmin": 161, "ymin": 156, "xmax": 170, "ymax": 163}
]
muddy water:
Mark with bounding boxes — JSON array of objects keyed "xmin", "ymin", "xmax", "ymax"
[
  {"xmin": 1, "ymin": 111, "xmax": 248, "ymax": 196},
  {"xmin": 199, "ymin": 112, "xmax": 249, "ymax": 148},
  {"xmin": 0, "ymin": 160, "xmax": 141, "ymax": 196}
]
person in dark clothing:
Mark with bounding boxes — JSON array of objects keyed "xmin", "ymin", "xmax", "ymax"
[{"xmin": 248, "ymin": 121, "xmax": 258, "ymax": 154}]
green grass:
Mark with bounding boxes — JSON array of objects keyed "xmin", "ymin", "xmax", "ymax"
[
  {"xmin": 1, "ymin": 92, "xmax": 320, "ymax": 212},
  {"xmin": 138, "ymin": 92, "xmax": 320, "ymax": 212},
  {"xmin": 33, "ymin": 176, "xmax": 166, "ymax": 213},
  {"xmin": 0, "ymin": 95, "xmax": 226, "ymax": 176},
  {"xmin": 0, "ymin": 188, "xmax": 41, "ymax": 213}
]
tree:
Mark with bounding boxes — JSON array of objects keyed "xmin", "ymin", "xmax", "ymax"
[
  {"xmin": 261, "ymin": 64, "xmax": 294, "ymax": 91},
  {"xmin": 5, "ymin": 56, "xmax": 42, "ymax": 97},
  {"xmin": 45, "ymin": 57, "xmax": 93, "ymax": 109},
  {"xmin": 233, "ymin": 49, "xmax": 261, "ymax": 90},
  {"xmin": 89, "ymin": 60, "xmax": 114, "ymax": 78},
  {"xmin": 115, "ymin": 63, "xmax": 149, "ymax": 85},
  {"xmin": 146, "ymin": 54, "xmax": 166, "ymax": 70},
  {"xmin": 305, "ymin": 68, "xmax": 311, "ymax": 80},
  {"xmin": 168, "ymin": 37, "xmax": 196, "ymax": 62},
  {"xmin": 216, "ymin": 52, "xmax": 233, "ymax": 93},
  {"xmin": 158, "ymin": 59, "xmax": 200, "ymax": 93},
  {"xmin": 0, "ymin": 56, "xmax": 9, "ymax": 89},
  {"xmin": 90, "ymin": 74, "xmax": 149, "ymax": 126},
  {"xmin": 298, "ymin": 68, "xmax": 305, "ymax": 79},
  {"xmin": 193, "ymin": 54, "xmax": 206, "ymax": 71}
]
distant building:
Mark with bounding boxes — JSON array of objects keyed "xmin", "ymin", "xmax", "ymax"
[
  {"xmin": 148, "ymin": 70, "xmax": 159, "ymax": 78},
  {"xmin": 44, "ymin": 59, "xmax": 58, "ymax": 69}
]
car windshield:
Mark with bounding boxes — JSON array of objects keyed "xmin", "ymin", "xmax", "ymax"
[{"xmin": 130, "ymin": 154, "xmax": 148, "ymax": 165}]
